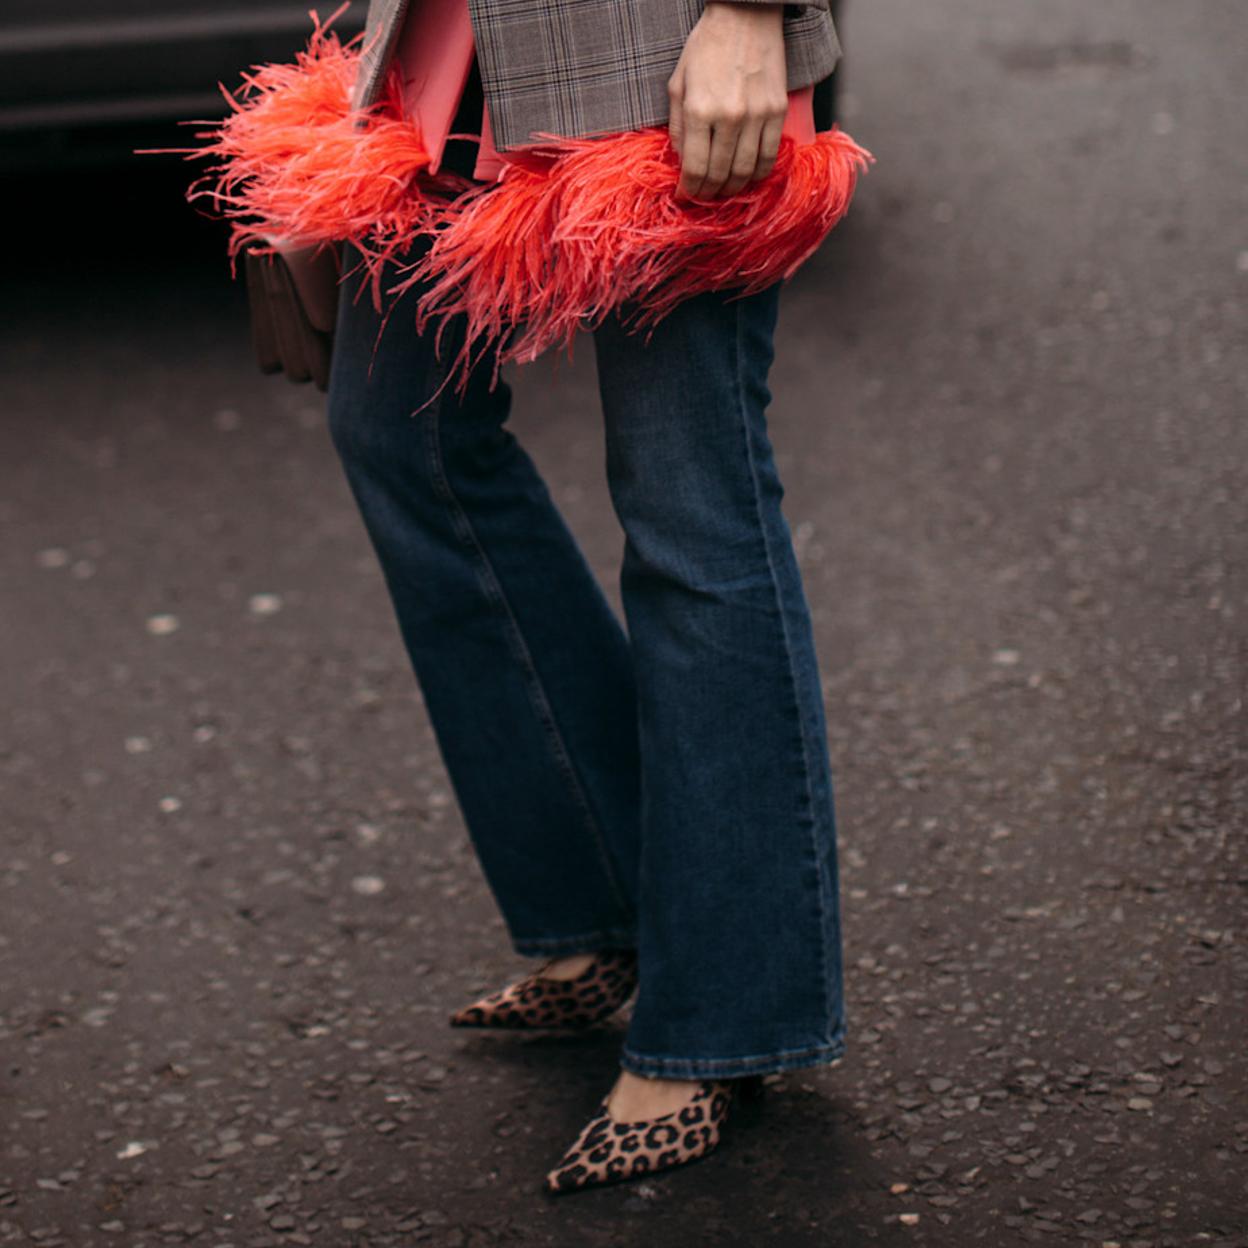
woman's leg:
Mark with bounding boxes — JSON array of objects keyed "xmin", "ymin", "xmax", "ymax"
[
  {"xmin": 326, "ymin": 236, "xmax": 642, "ymax": 954},
  {"xmin": 592, "ymin": 284, "xmax": 847, "ymax": 1078}
]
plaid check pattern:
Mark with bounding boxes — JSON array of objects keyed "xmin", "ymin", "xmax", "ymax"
[{"xmin": 351, "ymin": 0, "xmax": 841, "ymax": 151}]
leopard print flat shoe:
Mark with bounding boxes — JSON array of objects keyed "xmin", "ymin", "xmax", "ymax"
[
  {"xmin": 542, "ymin": 1078, "xmax": 736, "ymax": 1195},
  {"xmin": 449, "ymin": 948, "xmax": 638, "ymax": 1030}
]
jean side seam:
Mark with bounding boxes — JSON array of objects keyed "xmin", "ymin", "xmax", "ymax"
[
  {"xmin": 730, "ymin": 295, "xmax": 835, "ymax": 1051},
  {"xmin": 417, "ymin": 404, "xmax": 635, "ymax": 926}
]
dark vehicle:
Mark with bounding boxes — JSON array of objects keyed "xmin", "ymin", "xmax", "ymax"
[{"xmin": 0, "ymin": 2, "xmax": 366, "ymax": 166}]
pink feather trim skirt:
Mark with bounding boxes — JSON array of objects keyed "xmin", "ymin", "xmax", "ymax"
[{"xmin": 171, "ymin": 14, "xmax": 873, "ymax": 394}]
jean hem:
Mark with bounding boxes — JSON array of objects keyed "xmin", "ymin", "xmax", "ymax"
[
  {"xmin": 617, "ymin": 1034, "xmax": 847, "ymax": 1080},
  {"xmin": 511, "ymin": 929, "xmax": 637, "ymax": 956}
]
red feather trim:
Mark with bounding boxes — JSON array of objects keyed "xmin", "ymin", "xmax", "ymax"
[
  {"xmin": 159, "ymin": 5, "xmax": 441, "ymax": 305},
  {"xmin": 395, "ymin": 125, "xmax": 873, "ymax": 397},
  {"xmin": 146, "ymin": 15, "xmax": 873, "ymax": 396}
]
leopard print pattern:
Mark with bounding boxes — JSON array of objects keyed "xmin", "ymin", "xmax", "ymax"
[
  {"xmin": 449, "ymin": 948, "xmax": 638, "ymax": 1030},
  {"xmin": 543, "ymin": 1079, "xmax": 734, "ymax": 1195}
]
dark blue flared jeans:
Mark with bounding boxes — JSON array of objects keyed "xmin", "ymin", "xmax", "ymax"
[{"xmin": 326, "ymin": 227, "xmax": 847, "ymax": 1079}]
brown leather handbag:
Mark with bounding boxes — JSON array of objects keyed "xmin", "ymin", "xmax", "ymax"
[{"xmin": 242, "ymin": 242, "xmax": 342, "ymax": 392}]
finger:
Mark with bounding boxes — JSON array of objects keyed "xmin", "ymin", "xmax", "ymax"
[
  {"xmin": 678, "ymin": 112, "xmax": 713, "ymax": 201},
  {"xmin": 720, "ymin": 117, "xmax": 762, "ymax": 197},
  {"xmin": 751, "ymin": 111, "xmax": 786, "ymax": 183},
  {"xmin": 698, "ymin": 116, "xmax": 742, "ymax": 199},
  {"xmin": 667, "ymin": 65, "xmax": 685, "ymax": 159}
]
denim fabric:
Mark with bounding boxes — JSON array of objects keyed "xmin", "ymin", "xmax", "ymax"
[{"xmin": 326, "ymin": 224, "xmax": 847, "ymax": 1078}]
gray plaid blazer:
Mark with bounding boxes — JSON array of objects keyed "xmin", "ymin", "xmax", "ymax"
[{"xmin": 350, "ymin": 0, "xmax": 842, "ymax": 152}]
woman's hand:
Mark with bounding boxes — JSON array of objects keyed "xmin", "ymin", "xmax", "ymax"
[{"xmin": 667, "ymin": 0, "xmax": 789, "ymax": 201}]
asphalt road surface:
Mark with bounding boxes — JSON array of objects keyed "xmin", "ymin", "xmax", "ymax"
[{"xmin": 2, "ymin": 0, "xmax": 1244, "ymax": 1244}]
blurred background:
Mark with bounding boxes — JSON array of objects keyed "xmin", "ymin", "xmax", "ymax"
[
  {"xmin": 1, "ymin": 0, "xmax": 1244, "ymax": 1245},
  {"xmin": 0, "ymin": 2, "xmax": 366, "ymax": 166}
]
